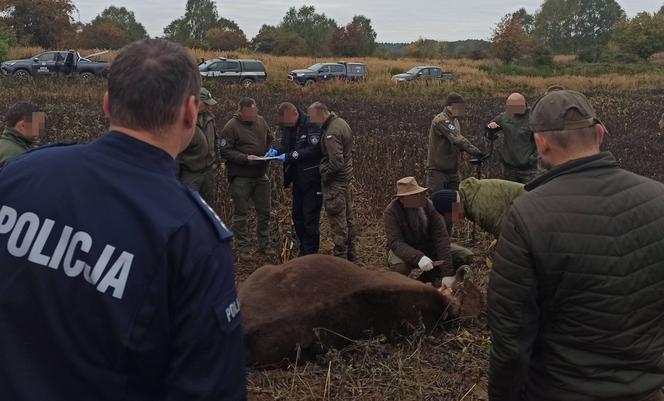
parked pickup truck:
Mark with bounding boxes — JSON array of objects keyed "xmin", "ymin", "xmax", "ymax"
[
  {"xmin": 1, "ymin": 50, "xmax": 111, "ymax": 80},
  {"xmin": 288, "ymin": 62, "xmax": 368, "ymax": 86},
  {"xmin": 391, "ymin": 66, "xmax": 459, "ymax": 83},
  {"xmin": 198, "ymin": 57, "xmax": 267, "ymax": 87}
]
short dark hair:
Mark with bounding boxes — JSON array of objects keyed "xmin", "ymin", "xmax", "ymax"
[
  {"xmin": 6, "ymin": 102, "xmax": 41, "ymax": 127},
  {"xmin": 308, "ymin": 101, "xmax": 329, "ymax": 114},
  {"xmin": 238, "ymin": 97, "xmax": 256, "ymax": 110},
  {"xmin": 108, "ymin": 39, "xmax": 200, "ymax": 134},
  {"xmin": 277, "ymin": 102, "xmax": 298, "ymax": 117}
]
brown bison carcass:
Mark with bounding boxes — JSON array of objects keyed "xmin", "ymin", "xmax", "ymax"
[{"xmin": 240, "ymin": 254, "xmax": 480, "ymax": 366}]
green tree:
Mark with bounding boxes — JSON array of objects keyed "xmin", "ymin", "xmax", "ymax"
[
  {"xmin": 93, "ymin": 6, "xmax": 148, "ymax": 42},
  {"xmin": 404, "ymin": 38, "xmax": 446, "ymax": 59},
  {"xmin": 280, "ymin": 6, "xmax": 338, "ymax": 55},
  {"xmin": 272, "ymin": 31, "xmax": 308, "ymax": 56},
  {"xmin": 512, "ymin": 8, "xmax": 535, "ymax": 34},
  {"xmin": 79, "ymin": 20, "xmax": 129, "ymax": 49},
  {"xmin": 351, "ymin": 15, "xmax": 377, "ymax": 51},
  {"xmin": 251, "ymin": 24, "xmax": 279, "ymax": 53},
  {"xmin": 492, "ymin": 14, "xmax": 533, "ymax": 63},
  {"xmin": 163, "ymin": 0, "xmax": 242, "ymax": 47},
  {"xmin": 534, "ymin": 0, "xmax": 625, "ymax": 55},
  {"xmin": 0, "ymin": 30, "xmax": 10, "ymax": 61},
  {"xmin": 205, "ymin": 27, "xmax": 247, "ymax": 50},
  {"xmin": 612, "ymin": 12, "xmax": 664, "ymax": 59},
  {"xmin": 0, "ymin": 0, "xmax": 77, "ymax": 47}
]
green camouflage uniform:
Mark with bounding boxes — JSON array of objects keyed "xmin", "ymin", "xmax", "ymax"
[
  {"xmin": 320, "ymin": 113, "xmax": 356, "ymax": 261},
  {"xmin": 426, "ymin": 108, "xmax": 483, "ymax": 192},
  {"xmin": 490, "ymin": 110, "xmax": 540, "ymax": 184},
  {"xmin": 459, "ymin": 177, "xmax": 526, "ymax": 237},
  {"xmin": 220, "ymin": 114, "xmax": 274, "ymax": 252},
  {"xmin": 0, "ymin": 127, "xmax": 32, "ymax": 164},
  {"xmin": 177, "ymin": 111, "xmax": 218, "ymax": 206}
]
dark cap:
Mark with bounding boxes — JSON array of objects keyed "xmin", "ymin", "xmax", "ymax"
[
  {"xmin": 530, "ymin": 90, "xmax": 603, "ymax": 133},
  {"xmin": 446, "ymin": 92, "xmax": 464, "ymax": 106}
]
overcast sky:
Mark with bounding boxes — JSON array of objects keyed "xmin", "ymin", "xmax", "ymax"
[{"xmin": 72, "ymin": 0, "xmax": 663, "ymax": 43}]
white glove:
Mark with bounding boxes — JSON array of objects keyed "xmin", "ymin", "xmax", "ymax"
[
  {"xmin": 441, "ymin": 276, "xmax": 457, "ymax": 289},
  {"xmin": 418, "ymin": 256, "xmax": 434, "ymax": 272}
]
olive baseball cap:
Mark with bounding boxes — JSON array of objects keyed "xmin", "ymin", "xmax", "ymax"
[
  {"xmin": 530, "ymin": 90, "xmax": 604, "ymax": 133},
  {"xmin": 200, "ymin": 87, "xmax": 217, "ymax": 106}
]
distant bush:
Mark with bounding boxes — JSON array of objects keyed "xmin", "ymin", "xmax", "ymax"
[
  {"xmin": 529, "ymin": 45, "xmax": 554, "ymax": 66},
  {"xmin": 388, "ymin": 67, "xmax": 405, "ymax": 75}
]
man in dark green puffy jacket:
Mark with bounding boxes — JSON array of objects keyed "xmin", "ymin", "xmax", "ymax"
[
  {"xmin": 0, "ymin": 102, "xmax": 45, "ymax": 164},
  {"xmin": 488, "ymin": 90, "xmax": 664, "ymax": 401},
  {"xmin": 486, "ymin": 93, "xmax": 539, "ymax": 184}
]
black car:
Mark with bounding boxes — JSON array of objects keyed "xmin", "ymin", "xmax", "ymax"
[
  {"xmin": 1, "ymin": 50, "xmax": 110, "ymax": 80},
  {"xmin": 392, "ymin": 66, "xmax": 459, "ymax": 83},
  {"xmin": 198, "ymin": 58, "xmax": 267, "ymax": 87},
  {"xmin": 288, "ymin": 62, "xmax": 368, "ymax": 86}
]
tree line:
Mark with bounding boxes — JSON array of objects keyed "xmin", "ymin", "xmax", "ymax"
[{"xmin": 0, "ymin": 0, "xmax": 663, "ymax": 63}]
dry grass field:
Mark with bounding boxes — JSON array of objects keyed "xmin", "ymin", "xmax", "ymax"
[{"xmin": 2, "ymin": 47, "xmax": 664, "ymax": 400}]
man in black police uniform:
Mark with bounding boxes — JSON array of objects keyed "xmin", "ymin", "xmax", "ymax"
[
  {"xmin": 268, "ymin": 102, "xmax": 323, "ymax": 255},
  {"xmin": 0, "ymin": 39, "xmax": 246, "ymax": 400}
]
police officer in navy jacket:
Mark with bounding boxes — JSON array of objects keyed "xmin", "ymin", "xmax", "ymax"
[{"xmin": 0, "ymin": 39, "xmax": 246, "ymax": 401}]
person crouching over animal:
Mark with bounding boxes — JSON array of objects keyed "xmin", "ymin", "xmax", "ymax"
[{"xmin": 384, "ymin": 176, "xmax": 457, "ymax": 288}]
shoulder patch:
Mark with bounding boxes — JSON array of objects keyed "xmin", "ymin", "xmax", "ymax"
[
  {"xmin": 186, "ymin": 190, "xmax": 233, "ymax": 241},
  {"xmin": 448, "ymin": 124, "xmax": 456, "ymax": 130}
]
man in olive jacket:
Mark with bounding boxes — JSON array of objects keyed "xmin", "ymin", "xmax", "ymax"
[
  {"xmin": 488, "ymin": 90, "xmax": 664, "ymax": 401},
  {"xmin": 308, "ymin": 102, "xmax": 356, "ymax": 261},
  {"xmin": 177, "ymin": 88, "xmax": 219, "ymax": 205},
  {"xmin": 426, "ymin": 93, "xmax": 484, "ymax": 192},
  {"xmin": 384, "ymin": 177, "xmax": 455, "ymax": 286},
  {"xmin": 486, "ymin": 93, "xmax": 539, "ymax": 184},
  {"xmin": 220, "ymin": 97, "xmax": 274, "ymax": 256},
  {"xmin": 0, "ymin": 102, "xmax": 45, "ymax": 164}
]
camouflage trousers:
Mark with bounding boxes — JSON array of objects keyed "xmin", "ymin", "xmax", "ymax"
[
  {"xmin": 179, "ymin": 167, "xmax": 217, "ymax": 207},
  {"xmin": 502, "ymin": 165, "xmax": 540, "ymax": 185},
  {"xmin": 229, "ymin": 175, "xmax": 271, "ymax": 251},
  {"xmin": 323, "ymin": 180, "xmax": 356, "ymax": 261},
  {"xmin": 426, "ymin": 169, "xmax": 460, "ymax": 193}
]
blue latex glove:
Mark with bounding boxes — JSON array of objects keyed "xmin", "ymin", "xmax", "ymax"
[
  {"xmin": 277, "ymin": 154, "xmax": 286, "ymax": 162},
  {"xmin": 266, "ymin": 148, "xmax": 278, "ymax": 157}
]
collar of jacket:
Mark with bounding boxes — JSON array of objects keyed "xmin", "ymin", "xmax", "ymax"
[
  {"xmin": 92, "ymin": 131, "xmax": 177, "ymax": 177},
  {"xmin": 232, "ymin": 113, "xmax": 256, "ymax": 126},
  {"xmin": 525, "ymin": 151, "xmax": 618, "ymax": 191},
  {"xmin": 1, "ymin": 126, "xmax": 33, "ymax": 148},
  {"xmin": 321, "ymin": 113, "xmax": 338, "ymax": 131}
]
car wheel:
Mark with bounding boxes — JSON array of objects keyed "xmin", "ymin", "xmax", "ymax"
[
  {"xmin": 80, "ymin": 72, "xmax": 95, "ymax": 81},
  {"xmin": 13, "ymin": 69, "xmax": 30, "ymax": 80},
  {"xmin": 241, "ymin": 78, "xmax": 255, "ymax": 88},
  {"xmin": 304, "ymin": 79, "xmax": 315, "ymax": 87}
]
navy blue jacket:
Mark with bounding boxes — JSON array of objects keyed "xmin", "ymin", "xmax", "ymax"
[
  {"xmin": 277, "ymin": 110, "xmax": 322, "ymax": 189},
  {"xmin": 0, "ymin": 132, "xmax": 246, "ymax": 400}
]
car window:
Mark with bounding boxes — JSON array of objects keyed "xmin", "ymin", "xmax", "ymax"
[
  {"xmin": 349, "ymin": 65, "xmax": 365, "ymax": 74},
  {"xmin": 431, "ymin": 68, "xmax": 442, "ymax": 77},
  {"xmin": 318, "ymin": 65, "xmax": 331, "ymax": 73},
  {"xmin": 207, "ymin": 62, "xmax": 223, "ymax": 72},
  {"xmin": 242, "ymin": 61, "xmax": 265, "ymax": 72},
  {"xmin": 222, "ymin": 61, "xmax": 240, "ymax": 71},
  {"xmin": 331, "ymin": 65, "xmax": 345, "ymax": 73},
  {"xmin": 36, "ymin": 53, "xmax": 57, "ymax": 62}
]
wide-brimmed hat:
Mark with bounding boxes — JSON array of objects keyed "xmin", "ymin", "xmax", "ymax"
[{"xmin": 396, "ymin": 177, "xmax": 427, "ymax": 197}]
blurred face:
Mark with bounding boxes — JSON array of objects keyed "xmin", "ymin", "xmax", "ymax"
[
  {"xmin": 448, "ymin": 103, "xmax": 465, "ymax": 118},
  {"xmin": 308, "ymin": 107, "xmax": 327, "ymax": 125},
  {"xmin": 506, "ymin": 93, "xmax": 527, "ymax": 116},
  {"xmin": 16, "ymin": 112, "xmax": 46, "ymax": 140},
  {"xmin": 198, "ymin": 102, "xmax": 208, "ymax": 113},
  {"xmin": 399, "ymin": 192, "xmax": 427, "ymax": 209},
  {"xmin": 239, "ymin": 104, "xmax": 258, "ymax": 123},
  {"xmin": 444, "ymin": 192, "xmax": 465, "ymax": 223},
  {"xmin": 280, "ymin": 109, "xmax": 299, "ymax": 127}
]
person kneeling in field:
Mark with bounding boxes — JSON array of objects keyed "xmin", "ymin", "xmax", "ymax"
[
  {"xmin": 432, "ymin": 177, "xmax": 526, "ymax": 268},
  {"xmin": 383, "ymin": 177, "xmax": 457, "ymax": 288}
]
